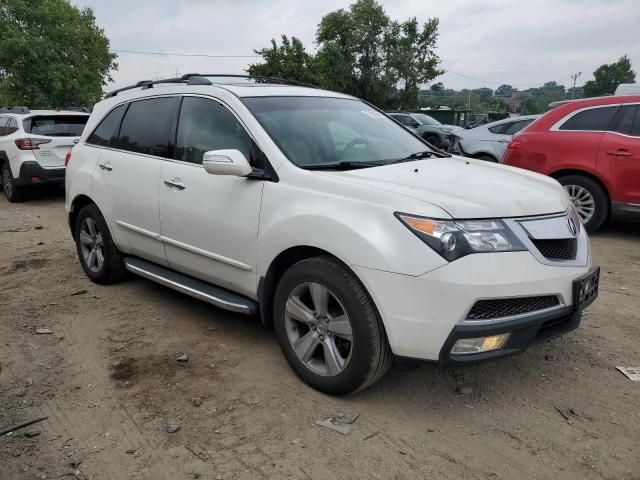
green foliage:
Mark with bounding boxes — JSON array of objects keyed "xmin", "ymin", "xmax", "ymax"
[
  {"xmin": 583, "ymin": 55, "xmax": 636, "ymax": 97},
  {"xmin": 248, "ymin": 0, "xmax": 442, "ymax": 108},
  {"xmin": 0, "ymin": 0, "xmax": 116, "ymax": 108},
  {"xmin": 247, "ymin": 35, "xmax": 316, "ymax": 85}
]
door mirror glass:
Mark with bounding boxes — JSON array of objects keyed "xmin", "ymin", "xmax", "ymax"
[{"xmin": 203, "ymin": 149, "xmax": 253, "ymax": 177}]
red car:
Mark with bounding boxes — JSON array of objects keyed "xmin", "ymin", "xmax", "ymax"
[{"xmin": 503, "ymin": 95, "xmax": 640, "ymax": 231}]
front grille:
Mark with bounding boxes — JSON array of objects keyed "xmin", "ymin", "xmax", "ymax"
[
  {"xmin": 530, "ymin": 238, "xmax": 577, "ymax": 260},
  {"xmin": 466, "ymin": 296, "xmax": 561, "ymax": 320}
]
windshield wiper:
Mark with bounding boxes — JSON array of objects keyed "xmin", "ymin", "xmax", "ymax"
[
  {"xmin": 387, "ymin": 150, "xmax": 451, "ymax": 165},
  {"xmin": 301, "ymin": 161, "xmax": 385, "ymax": 171}
]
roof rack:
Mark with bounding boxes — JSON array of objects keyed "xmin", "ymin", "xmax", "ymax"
[
  {"xmin": 0, "ymin": 106, "xmax": 30, "ymax": 114},
  {"xmin": 104, "ymin": 73, "xmax": 319, "ymax": 98}
]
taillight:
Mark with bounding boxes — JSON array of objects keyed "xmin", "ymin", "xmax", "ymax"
[
  {"xmin": 65, "ymin": 150, "xmax": 72, "ymax": 166},
  {"xmin": 15, "ymin": 138, "xmax": 51, "ymax": 150},
  {"xmin": 507, "ymin": 138, "xmax": 523, "ymax": 150}
]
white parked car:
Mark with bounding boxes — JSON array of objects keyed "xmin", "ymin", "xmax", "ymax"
[
  {"xmin": 65, "ymin": 75, "xmax": 599, "ymax": 394},
  {"xmin": 450, "ymin": 115, "xmax": 540, "ymax": 162},
  {"xmin": 0, "ymin": 107, "xmax": 89, "ymax": 202}
]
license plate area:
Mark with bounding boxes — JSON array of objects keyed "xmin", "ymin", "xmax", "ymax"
[{"xmin": 573, "ymin": 266, "xmax": 600, "ymax": 311}]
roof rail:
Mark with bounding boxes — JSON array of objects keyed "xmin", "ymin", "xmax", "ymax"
[
  {"xmin": 0, "ymin": 106, "xmax": 30, "ymax": 114},
  {"xmin": 104, "ymin": 73, "xmax": 319, "ymax": 98}
]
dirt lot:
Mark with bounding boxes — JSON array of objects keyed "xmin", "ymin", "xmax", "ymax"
[{"xmin": 1, "ymin": 191, "xmax": 639, "ymax": 480}]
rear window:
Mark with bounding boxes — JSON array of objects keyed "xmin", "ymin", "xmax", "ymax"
[
  {"xmin": 28, "ymin": 115, "xmax": 88, "ymax": 137},
  {"xmin": 559, "ymin": 106, "xmax": 618, "ymax": 131}
]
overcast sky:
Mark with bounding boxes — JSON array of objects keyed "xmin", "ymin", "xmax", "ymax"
[{"xmin": 70, "ymin": 0, "xmax": 640, "ymax": 92}]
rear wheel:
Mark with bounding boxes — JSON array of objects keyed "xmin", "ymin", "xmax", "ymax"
[
  {"xmin": 273, "ymin": 256, "xmax": 392, "ymax": 395},
  {"xmin": 475, "ymin": 154, "xmax": 498, "ymax": 163},
  {"xmin": 74, "ymin": 204, "xmax": 126, "ymax": 284},
  {"xmin": 2, "ymin": 163, "xmax": 24, "ymax": 203},
  {"xmin": 557, "ymin": 174, "xmax": 608, "ymax": 232},
  {"xmin": 424, "ymin": 135, "xmax": 441, "ymax": 149}
]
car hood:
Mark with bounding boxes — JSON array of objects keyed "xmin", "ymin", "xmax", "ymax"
[{"xmin": 322, "ymin": 156, "xmax": 569, "ymax": 219}]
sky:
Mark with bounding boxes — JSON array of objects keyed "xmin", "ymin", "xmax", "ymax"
[{"xmin": 70, "ymin": 0, "xmax": 640, "ymax": 92}]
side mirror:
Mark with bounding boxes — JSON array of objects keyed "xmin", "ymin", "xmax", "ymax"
[{"xmin": 202, "ymin": 149, "xmax": 253, "ymax": 177}]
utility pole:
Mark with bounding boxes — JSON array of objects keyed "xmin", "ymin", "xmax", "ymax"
[{"xmin": 570, "ymin": 72, "xmax": 582, "ymax": 99}]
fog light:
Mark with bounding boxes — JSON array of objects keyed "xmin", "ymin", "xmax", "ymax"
[{"xmin": 451, "ymin": 333, "xmax": 510, "ymax": 355}]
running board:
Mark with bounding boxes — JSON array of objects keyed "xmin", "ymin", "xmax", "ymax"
[{"xmin": 124, "ymin": 257, "xmax": 258, "ymax": 315}]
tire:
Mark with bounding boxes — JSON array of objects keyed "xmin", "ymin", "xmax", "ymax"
[
  {"xmin": 273, "ymin": 256, "xmax": 392, "ymax": 395},
  {"xmin": 74, "ymin": 204, "xmax": 127, "ymax": 284},
  {"xmin": 2, "ymin": 163, "xmax": 24, "ymax": 203},
  {"xmin": 424, "ymin": 135, "xmax": 441, "ymax": 149},
  {"xmin": 557, "ymin": 174, "xmax": 608, "ymax": 232},
  {"xmin": 475, "ymin": 154, "xmax": 498, "ymax": 163}
]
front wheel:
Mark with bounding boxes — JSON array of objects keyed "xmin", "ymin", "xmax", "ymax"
[
  {"xmin": 557, "ymin": 174, "xmax": 608, "ymax": 232},
  {"xmin": 273, "ymin": 256, "xmax": 392, "ymax": 395}
]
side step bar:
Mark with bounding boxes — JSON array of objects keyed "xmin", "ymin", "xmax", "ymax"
[{"xmin": 124, "ymin": 257, "xmax": 258, "ymax": 315}]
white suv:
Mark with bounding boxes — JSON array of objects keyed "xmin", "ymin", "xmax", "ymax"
[
  {"xmin": 65, "ymin": 75, "xmax": 599, "ymax": 394},
  {"xmin": 0, "ymin": 107, "xmax": 89, "ymax": 202}
]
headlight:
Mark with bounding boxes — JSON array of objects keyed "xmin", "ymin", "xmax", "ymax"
[{"xmin": 396, "ymin": 213, "xmax": 526, "ymax": 261}]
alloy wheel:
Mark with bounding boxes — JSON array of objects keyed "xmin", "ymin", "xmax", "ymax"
[
  {"xmin": 3, "ymin": 169, "xmax": 12, "ymax": 198},
  {"xmin": 79, "ymin": 217, "xmax": 105, "ymax": 273},
  {"xmin": 284, "ymin": 282, "xmax": 353, "ymax": 376},
  {"xmin": 564, "ymin": 184, "xmax": 595, "ymax": 224}
]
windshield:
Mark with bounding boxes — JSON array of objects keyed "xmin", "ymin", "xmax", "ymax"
[
  {"xmin": 28, "ymin": 115, "xmax": 88, "ymax": 137},
  {"xmin": 412, "ymin": 113, "xmax": 441, "ymax": 126},
  {"xmin": 242, "ymin": 96, "xmax": 432, "ymax": 168}
]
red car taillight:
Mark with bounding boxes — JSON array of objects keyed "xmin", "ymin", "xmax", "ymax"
[
  {"xmin": 15, "ymin": 138, "xmax": 51, "ymax": 150},
  {"xmin": 65, "ymin": 150, "xmax": 72, "ymax": 166},
  {"xmin": 507, "ymin": 138, "xmax": 523, "ymax": 150}
]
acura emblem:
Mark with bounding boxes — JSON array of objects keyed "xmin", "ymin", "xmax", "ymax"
[{"xmin": 567, "ymin": 217, "xmax": 578, "ymax": 237}]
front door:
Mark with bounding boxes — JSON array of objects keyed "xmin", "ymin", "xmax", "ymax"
[
  {"xmin": 159, "ymin": 96, "xmax": 264, "ymax": 297},
  {"xmin": 598, "ymin": 104, "xmax": 640, "ymax": 204}
]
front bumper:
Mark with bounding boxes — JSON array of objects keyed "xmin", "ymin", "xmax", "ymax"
[
  {"xmin": 16, "ymin": 161, "xmax": 65, "ymax": 186},
  {"xmin": 439, "ymin": 306, "xmax": 580, "ymax": 366},
  {"xmin": 354, "ymin": 250, "xmax": 592, "ymax": 362}
]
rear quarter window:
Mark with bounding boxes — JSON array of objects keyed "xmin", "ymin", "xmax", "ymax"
[{"xmin": 558, "ymin": 106, "xmax": 618, "ymax": 131}]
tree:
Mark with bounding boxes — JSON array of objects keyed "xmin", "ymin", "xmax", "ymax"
[
  {"xmin": 583, "ymin": 55, "xmax": 636, "ymax": 97},
  {"xmin": 494, "ymin": 84, "xmax": 513, "ymax": 98},
  {"xmin": 249, "ymin": 0, "xmax": 443, "ymax": 108},
  {"xmin": 316, "ymin": 0, "xmax": 391, "ymax": 106},
  {"xmin": 0, "ymin": 0, "xmax": 117, "ymax": 108},
  {"xmin": 385, "ymin": 17, "xmax": 443, "ymax": 108},
  {"xmin": 247, "ymin": 35, "xmax": 316, "ymax": 84}
]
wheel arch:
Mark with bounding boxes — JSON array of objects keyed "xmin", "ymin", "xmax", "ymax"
[
  {"xmin": 258, "ymin": 246, "xmax": 381, "ymax": 331},
  {"xmin": 68, "ymin": 194, "xmax": 104, "ymax": 240}
]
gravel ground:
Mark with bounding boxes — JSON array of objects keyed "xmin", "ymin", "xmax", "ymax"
[{"xmin": 1, "ymin": 189, "xmax": 639, "ymax": 480}]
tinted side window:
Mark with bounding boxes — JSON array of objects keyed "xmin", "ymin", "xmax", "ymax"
[
  {"xmin": 6, "ymin": 118, "xmax": 18, "ymax": 134},
  {"xmin": 176, "ymin": 97, "xmax": 251, "ymax": 164},
  {"xmin": 86, "ymin": 105, "xmax": 125, "ymax": 147},
  {"xmin": 0, "ymin": 117, "xmax": 8, "ymax": 136},
  {"xmin": 117, "ymin": 97, "xmax": 178, "ymax": 157},
  {"xmin": 503, "ymin": 119, "xmax": 533, "ymax": 135},
  {"xmin": 489, "ymin": 122, "xmax": 510, "ymax": 134},
  {"xmin": 559, "ymin": 106, "xmax": 618, "ymax": 131},
  {"xmin": 609, "ymin": 105, "xmax": 638, "ymax": 136}
]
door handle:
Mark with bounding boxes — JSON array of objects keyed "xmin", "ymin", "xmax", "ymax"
[
  {"xmin": 164, "ymin": 179, "xmax": 186, "ymax": 190},
  {"xmin": 607, "ymin": 149, "xmax": 632, "ymax": 157},
  {"xmin": 98, "ymin": 162, "xmax": 113, "ymax": 171}
]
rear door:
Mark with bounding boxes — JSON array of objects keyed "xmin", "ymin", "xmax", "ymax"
[
  {"xmin": 91, "ymin": 97, "xmax": 179, "ymax": 266},
  {"xmin": 597, "ymin": 104, "xmax": 640, "ymax": 204},
  {"xmin": 26, "ymin": 115, "xmax": 89, "ymax": 168}
]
